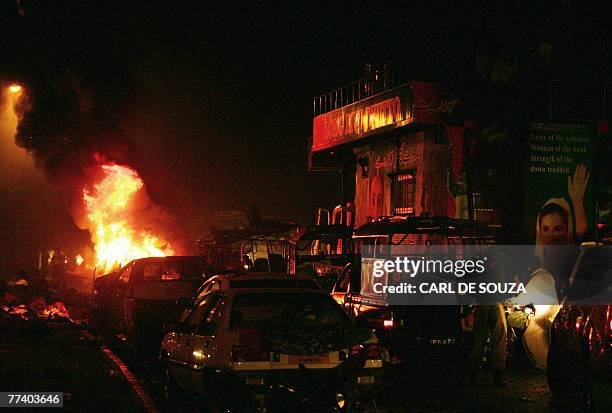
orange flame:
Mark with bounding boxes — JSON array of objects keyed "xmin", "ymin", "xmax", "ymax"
[
  {"xmin": 75, "ymin": 254, "xmax": 84, "ymax": 266},
  {"xmin": 83, "ymin": 163, "xmax": 173, "ymax": 272}
]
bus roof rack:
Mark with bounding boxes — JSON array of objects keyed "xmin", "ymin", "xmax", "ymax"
[{"xmin": 354, "ymin": 216, "xmax": 493, "ymax": 237}]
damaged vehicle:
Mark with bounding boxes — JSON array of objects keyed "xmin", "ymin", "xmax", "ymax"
[
  {"xmin": 334, "ymin": 216, "xmax": 495, "ymax": 366},
  {"xmin": 92, "ymin": 255, "xmax": 221, "ymax": 356},
  {"xmin": 547, "ymin": 243, "xmax": 612, "ymax": 406},
  {"xmin": 295, "ymin": 224, "xmax": 355, "ymax": 291},
  {"xmin": 160, "ymin": 272, "xmax": 385, "ymax": 411}
]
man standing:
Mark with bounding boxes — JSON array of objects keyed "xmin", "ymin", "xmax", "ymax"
[
  {"xmin": 51, "ymin": 247, "xmax": 67, "ymax": 294},
  {"xmin": 469, "ymin": 304, "xmax": 507, "ymax": 386}
]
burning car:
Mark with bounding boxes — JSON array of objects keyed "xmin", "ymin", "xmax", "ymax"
[
  {"xmin": 160, "ymin": 272, "xmax": 384, "ymax": 411},
  {"xmin": 92, "ymin": 255, "xmax": 221, "ymax": 356}
]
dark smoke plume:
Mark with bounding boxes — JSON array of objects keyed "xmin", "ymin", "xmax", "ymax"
[{"xmin": 2, "ymin": 2, "xmax": 191, "ymax": 259}]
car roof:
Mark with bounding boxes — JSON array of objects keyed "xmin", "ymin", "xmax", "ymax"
[
  {"xmin": 354, "ymin": 216, "xmax": 493, "ymax": 237},
  {"xmin": 133, "ymin": 255, "xmax": 204, "ymax": 262},
  {"xmin": 204, "ymin": 272, "xmax": 321, "ymax": 292},
  {"xmin": 299, "ymin": 225, "xmax": 354, "ymax": 240},
  {"xmin": 225, "ymin": 272, "xmax": 311, "ymax": 281},
  {"xmin": 100, "ymin": 255, "xmax": 207, "ymax": 277}
]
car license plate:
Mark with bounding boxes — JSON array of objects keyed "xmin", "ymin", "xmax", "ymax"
[
  {"xmin": 357, "ymin": 375, "xmax": 375, "ymax": 384},
  {"xmin": 288, "ymin": 354, "xmax": 329, "ymax": 364},
  {"xmin": 428, "ymin": 338, "xmax": 455, "ymax": 345}
]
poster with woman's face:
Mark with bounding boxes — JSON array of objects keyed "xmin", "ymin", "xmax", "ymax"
[
  {"xmin": 539, "ymin": 207, "xmax": 569, "ymax": 245},
  {"xmin": 526, "ymin": 122, "xmax": 594, "ymax": 244}
]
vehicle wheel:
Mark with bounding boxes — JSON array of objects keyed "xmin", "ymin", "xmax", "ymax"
[
  {"xmin": 88, "ymin": 309, "xmax": 99, "ymax": 332},
  {"xmin": 347, "ymin": 397, "xmax": 379, "ymax": 413},
  {"xmin": 130, "ymin": 332, "xmax": 147, "ymax": 362},
  {"xmin": 119, "ymin": 334, "xmax": 138, "ymax": 363},
  {"xmin": 204, "ymin": 384, "xmax": 255, "ymax": 413},
  {"xmin": 161, "ymin": 359, "xmax": 181, "ymax": 402},
  {"xmin": 88, "ymin": 307, "xmax": 107, "ymax": 335},
  {"xmin": 124, "ymin": 324, "xmax": 149, "ymax": 362},
  {"xmin": 547, "ymin": 327, "xmax": 586, "ymax": 395}
]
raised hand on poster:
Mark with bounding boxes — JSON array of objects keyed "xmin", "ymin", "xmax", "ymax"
[
  {"xmin": 568, "ymin": 164, "xmax": 590, "ymax": 205},
  {"xmin": 567, "ymin": 164, "xmax": 590, "ymax": 237}
]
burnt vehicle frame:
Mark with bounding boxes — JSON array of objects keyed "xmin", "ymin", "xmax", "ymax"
[
  {"xmin": 92, "ymin": 255, "xmax": 220, "ymax": 355},
  {"xmin": 198, "ymin": 227, "xmax": 298, "ymax": 274},
  {"xmin": 295, "ymin": 224, "xmax": 356, "ymax": 290}
]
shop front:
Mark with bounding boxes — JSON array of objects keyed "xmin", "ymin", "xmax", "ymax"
[{"xmin": 311, "ymin": 81, "xmax": 460, "ymax": 227}]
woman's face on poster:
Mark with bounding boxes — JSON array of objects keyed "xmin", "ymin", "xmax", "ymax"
[{"xmin": 540, "ymin": 212, "xmax": 568, "ymax": 245}]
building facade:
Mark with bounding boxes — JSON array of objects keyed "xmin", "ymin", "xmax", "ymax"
[
  {"xmin": 310, "ymin": 66, "xmax": 604, "ymax": 243},
  {"xmin": 311, "ymin": 79, "xmax": 466, "ymax": 228}
]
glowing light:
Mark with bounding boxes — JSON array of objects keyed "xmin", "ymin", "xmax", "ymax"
[
  {"xmin": 75, "ymin": 255, "xmax": 84, "ymax": 266},
  {"xmin": 533, "ymin": 304, "xmax": 552, "ymax": 320},
  {"xmin": 8, "ymin": 84, "xmax": 22, "ymax": 94},
  {"xmin": 336, "ymin": 394, "xmax": 345, "ymax": 409},
  {"xmin": 83, "ymin": 162, "xmax": 173, "ymax": 272}
]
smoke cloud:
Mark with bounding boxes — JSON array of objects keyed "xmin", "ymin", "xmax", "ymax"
[{"xmin": 0, "ymin": 3, "xmax": 193, "ymax": 272}]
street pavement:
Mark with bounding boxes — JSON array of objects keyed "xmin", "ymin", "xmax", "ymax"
[
  {"xmin": 0, "ymin": 326, "xmax": 143, "ymax": 412},
  {"xmin": 378, "ymin": 365, "xmax": 600, "ymax": 413},
  {"xmin": 131, "ymin": 354, "xmax": 612, "ymax": 413},
  {"xmin": 2, "ymin": 327, "xmax": 611, "ymax": 412}
]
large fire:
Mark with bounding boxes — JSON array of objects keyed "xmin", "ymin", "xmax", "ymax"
[{"xmin": 83, "ymin": 162, "xmax": 174, "ymax": 272}]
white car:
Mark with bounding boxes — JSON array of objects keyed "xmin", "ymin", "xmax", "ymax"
[{"xmin": 160, "ymin": 272, "xmax": 384, "ymax": 410}]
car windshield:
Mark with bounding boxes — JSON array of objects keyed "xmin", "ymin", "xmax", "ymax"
[
  {"xmin": 230, "ymin": 292, "xmax": 353, "ymax": 354},
  {"xmin": 296, "ymin": 238, "xmax": 344, "ymax": 256},
  {"xmin": 142, "ymin": 258, "xmax": 204, "ymax": 282},
  {"xmin": 355, "ymin": 236, "xmax": 389, "ymax": 257}
]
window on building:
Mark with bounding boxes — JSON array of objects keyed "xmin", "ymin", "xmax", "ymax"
[{"xmin": 391, "ymin": 172, "xmax": 415, "ymax": 215}]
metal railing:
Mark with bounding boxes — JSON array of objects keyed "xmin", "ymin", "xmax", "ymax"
[
  {"xmin": 313, "ymin": 62, "xmax": 612, "ymax": 122},
  {"xmin": 313, "ymin": 61, "xmax": 417, "ymax": 117}
]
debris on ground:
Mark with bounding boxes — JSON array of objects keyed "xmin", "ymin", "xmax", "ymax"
[{"xmin": 1, "ymin": 289, "xmax": 91, "ymax": 338}]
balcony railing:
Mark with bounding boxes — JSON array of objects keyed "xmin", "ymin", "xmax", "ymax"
[
  {"xmin": 313, "ymin": 61, "xmax": 612, "ymax": 122},
  {"xmin": 313, "ymin": 61, "xmax": 417, "ymax": 117}
]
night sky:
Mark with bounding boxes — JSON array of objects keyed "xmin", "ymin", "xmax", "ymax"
[{"xmin": 0, "ymin": 1, "xmax": 610, "ymax": 273}]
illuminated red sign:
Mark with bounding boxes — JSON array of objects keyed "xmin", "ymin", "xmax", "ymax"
[
  {"xmin": 312, "ymin": 82, "xmax": 460, "ymax": 152},
  {"xmin": 312, "ymin": 87, "xmax": 412, "ymax": 152}
]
